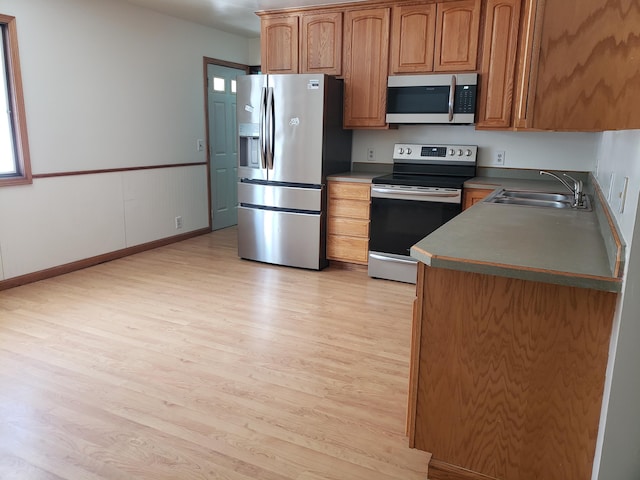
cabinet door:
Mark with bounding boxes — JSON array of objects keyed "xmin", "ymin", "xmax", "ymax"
[
  {"xmin": 531, "ymin": 0, "xmax": 640, "ymax": 130},
  {"xmin": 462, "ymin": 188, "xmax": 494, "ymax": 209},
  {"xmin": 343, "ymin": 7, "xmax": 391, "ymax": 129},
  {"xmin": 434, "ymin": 0, "xmax": 481, "ymax": 72},
  {"xmin": 476, "ymin": 0, "xmax": 522, "ymax": 128},
  {"xmin": 301, "ymin": 12, "xmax": 342, "ymax": 75},
  {"xmin": 261, "ymin": 15, "xmax": 299, "ymax": 74},
  {"xmin": 390, "ymin": 4, "xmax": 436, "ymax": 73}
]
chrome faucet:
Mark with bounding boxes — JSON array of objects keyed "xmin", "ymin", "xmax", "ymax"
[{"xmin": 539, "ymin": 170, "xmax": 584, "ymax": 207}]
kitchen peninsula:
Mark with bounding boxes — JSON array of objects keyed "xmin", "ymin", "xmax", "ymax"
[{"xmin": 407, "ymin": 179, "xmax": 622, "ymax": 480}]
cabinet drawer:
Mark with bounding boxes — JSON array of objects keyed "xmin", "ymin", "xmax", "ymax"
[
  {"xmin": 327, "ymin": 235, "xmax": 369, "ymax": 264},
  {"xmin": 328, "ymin": 182, "xmax": 371, "ymax": 201},
  {"xmin": 329, "ymin": 199, "xmax": 370, "ymax": 219},
  {"xmin": 328, "ymin": 217, "xmax": 369, "ymax": 237}
]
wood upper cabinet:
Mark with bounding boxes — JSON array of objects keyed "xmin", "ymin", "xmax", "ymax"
[
  {"xmin": 343, "ymin": 7, "xmax": 391, "ymax": 128},
  {"xmin": 434, "ymin": 0, "xmax": 481, "ymax": 71},
  {"xmin": 512, "ymin": 0, "xmax": 640, "ymax": 131},
  {"xmin": 300, "ymin": 12, "xmax": 342, "ymax": 75},
  {"xmin": 476, "ymin": 0, "xmax": 522, "ymax": 128},
  {"xmin": 390, "ymin": 3, "xmax": 437, "ymax": 73},
  {"xmin": 261, "ymin": 15, "xmax": 299, "ymax": 73},
  {"xmin": 530, "ymin": 0, "xmax": 640, "ymax": 130}
]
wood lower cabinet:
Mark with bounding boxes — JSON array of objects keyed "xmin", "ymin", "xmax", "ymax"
[
  {"xmin": 434, "ymin": 0, "xmax": 481, "ymax": 71},
  {"xmin": 462, "ymin": 187, "xmax": 494, "ymax": 209},
  {"xmin": 327, "ymin": 180, "xmax": 371, "ymax": 265},
  {"xmin": 342, "ymin": 7, "xmax": 390, "ymax": 129},
  {"xmin": 260, "ymin": 15, "xmax": 299, "ymax": 73},
  {"xmin": 409, "ymin": 264, "xmax": 617, "ymax": 480}
]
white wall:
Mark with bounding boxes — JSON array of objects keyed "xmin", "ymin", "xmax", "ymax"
[
  {"xmin": 353, "ymin": 126, "xmax": 599, "ymax": 170},
  {"xmin": 0, "ymin": 0, "xmax": 254, "ymax": 280},
  {"xmin": 592, "ymin": 130, "xmax": 640, "ymax": 480}
]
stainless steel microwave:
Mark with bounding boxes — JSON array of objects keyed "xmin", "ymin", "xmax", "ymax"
[{"xmin": 386, "ymin": 73, "xmax": 478, "ymax": 124}]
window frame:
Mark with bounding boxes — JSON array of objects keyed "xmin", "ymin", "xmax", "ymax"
[{"xmin": 0, "ymin": 14, "xmax": 31, "ymax": 187}]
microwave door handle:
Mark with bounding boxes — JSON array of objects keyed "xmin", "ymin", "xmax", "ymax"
[
  {"xmin": 448, "ymin": 75, "xmax": 456, "ymax": 122},
  {"xmin": 259, "ymin": 86, "xmax": 267, "ymax": 169}
]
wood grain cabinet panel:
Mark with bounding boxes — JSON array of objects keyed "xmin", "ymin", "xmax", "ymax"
[
  {"xmin": 409, "ymin": 266, "xmax": 617, "ymax": 480},
  {"xmin": 476, "ymin": 0, "xmax": 522, "ymax": 129},
  {"xmin": 327, "ymin": 180, "xmax": 371, "ymax": 265},
  {"xmin": 390, "ymin": 3, "xmax": 437, "ymax": 73},
  {"xmin": 462, "ymin": 187, "xmax": 494, "ymax": 209},
  {"xmin": 261, "ymin": 15, "xmax": 299, "ymax": 73},
  {"xmin": 531, "ymin": 0, "xmax": 640, "ymax": 130},
  {"xmin": 301, "ymin": 12, "xmax": 342, "ymax": 75},
  {"xmin": 342, "ymin": 7, "xmax": 391, "ymax": 128},
  {"xmin": 434, "ymin": 0, "xmax": 481, "ymax": 72}
]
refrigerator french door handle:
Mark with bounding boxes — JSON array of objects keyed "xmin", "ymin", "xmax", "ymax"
[
  {"xmin": 266, "ymin": 86, "xmax": 275, "ymax": 170},
  {"xmin": 259, "ymin": 86, "xmax": 267, "ymax": 169}
]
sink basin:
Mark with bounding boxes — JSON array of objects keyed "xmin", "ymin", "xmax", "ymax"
[
  {"xmin": 484, "ymin": 189, "xmax": 592, "ymax": 211},
  {"xmin": 501, "ymin": 191, "xmax": 573, "ymax": 202},
  {"xmin": 491, "ymin": 197, "xmax": 572, "ymax": 208}
]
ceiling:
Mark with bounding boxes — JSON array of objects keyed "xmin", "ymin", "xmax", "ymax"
[{"xmin": 121, "ymin": 0, "xmax": 363, "ymax": 37}]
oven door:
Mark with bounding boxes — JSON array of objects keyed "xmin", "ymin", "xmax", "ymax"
[{"xmin": 368, "ymin": 185, "xmax": 462, "ymax": 283}]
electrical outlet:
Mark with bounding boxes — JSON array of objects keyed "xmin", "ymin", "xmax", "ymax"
[
  {"xmin": 367, "ymin": 148, "xmax": 375, "ymax": 161},
  {"xmin": 493, "ymin": 150, "xmax": 506, "ymax": 166},
  {"xmin": 175, "ymin": 216, "xmax": 183, "ymax": 229},
  {"xmin": 196, "ymin": 139, "xmax": 205, "ymax": 152}
]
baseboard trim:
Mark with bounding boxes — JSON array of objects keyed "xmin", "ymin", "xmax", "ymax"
[
  {"xmin": 0, "ymin": 227, "xmax": 211, "ymax": 291},
  {"xmin": 429, "ymin": 459, "xmax": 498, "ymax": 480}
]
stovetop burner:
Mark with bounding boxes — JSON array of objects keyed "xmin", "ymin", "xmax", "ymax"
[
  {"xmin": 372, "ymin": 143, "xmax": 478, "ymax": 188},
  {"xmin": 372, "ymin": 173, "xmax": 472, "ymax": 189}
]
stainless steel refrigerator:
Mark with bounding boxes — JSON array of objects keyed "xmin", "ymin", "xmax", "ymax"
[{"xmin": 236, "ymin": 74, "xmax": 351, "ymax": 270}]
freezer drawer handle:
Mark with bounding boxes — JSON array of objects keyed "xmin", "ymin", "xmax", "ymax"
[{"xmin": 369, "ymin": 253, "xmax": 416, "ymax": 264}]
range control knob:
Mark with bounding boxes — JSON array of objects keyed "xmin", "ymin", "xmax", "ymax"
[
  {"xmin": 398, "ymin": 147, "xmax": 404, "ymax": 154},
  {"xmin": 465, "ymin": 149, "xmax": 472, "ymax": 156},
  {"xmin": 448, "ymin": 148, "xmax": 455, "ymax": 156},
  {"xmin": 406, "ymin": 147, "xmax": 412, "ymax": 155},
  {"xmin": 457, "ymin": 149, "xmax": 463, "ymax": 156}
]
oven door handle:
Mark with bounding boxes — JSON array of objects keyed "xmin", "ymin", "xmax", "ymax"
[{"xmin": 372, "ymin": 187, "xmax": 458, "ymax": 197}]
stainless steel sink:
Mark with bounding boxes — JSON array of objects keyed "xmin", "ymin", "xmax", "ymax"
[
  {"xmin": 501, "ymin": 191, "xmax": 573, "ymax": 202},
  {"xmin": 491, "ymin": 197, "xmax": 572, "ymax": 209},
  {"xmin": 484, "ymin": 189, "xmax": 592, "ymax": 211}
]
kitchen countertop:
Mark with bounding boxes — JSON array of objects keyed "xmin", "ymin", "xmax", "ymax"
[
  {"xmin": 411, "ymin": 176, "xmax": 623, "ymax": 292},
  {"xmin": 327, "ymin": 172, "xmax": 380, "ymax": 183}
]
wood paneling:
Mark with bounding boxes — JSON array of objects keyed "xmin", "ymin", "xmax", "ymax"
[
  {"xmin": 413, "ymin": 266, "xmax": 617, "ymax": 480},
  {"xmin": 0, "ymin": 227, "xmax": 430, "ymax": 479},
  {"xmin": 532, "ymin": 0, "xmax": 640, "ymax": 130},
  {"xmin": 301, "ymin": 12, "xmax": 343, "ymax": 75}
]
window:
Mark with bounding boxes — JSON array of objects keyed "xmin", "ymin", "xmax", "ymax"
[{"xmin": 0, "ymin": 14, "xmax": 31, "ymax": 186}]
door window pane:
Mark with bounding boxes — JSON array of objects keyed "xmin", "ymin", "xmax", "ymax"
[
  {"xmin": 231, "ymin": 79, "xmax": 236, "ymax": 94},
  {"xmin": 213, "ymin": 76, "xmax": 225, "ymax": 92}
]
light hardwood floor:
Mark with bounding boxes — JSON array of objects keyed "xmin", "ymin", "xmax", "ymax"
[{"xmin": 0, "ymin": 227, "xmax": 429, "ymax": 480}]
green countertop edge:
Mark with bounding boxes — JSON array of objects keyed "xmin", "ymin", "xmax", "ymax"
[{"xmin": 410, "ymin": 169, "xmax": 624, "ymax": 293}]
